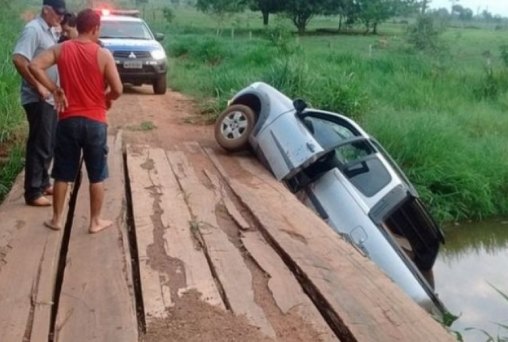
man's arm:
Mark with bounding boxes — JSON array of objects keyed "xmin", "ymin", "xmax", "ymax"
[
  {"xmin": 28, "ymin": 45, "xmax": 60, "ymax": 93},
  {"xmin": 102, "ymin": 49, "xmax": 123, "ymax": 102},
  {"xmin": 28, "ymin": 45, "xmax": 67, "ymax": 111},
  {"xmin": 12, "ymin": 26, "xmax": 49, "ymax": 98},
  {"xmin": 12, "ymin": 55, "xmax": 45, "ymax": 92}
]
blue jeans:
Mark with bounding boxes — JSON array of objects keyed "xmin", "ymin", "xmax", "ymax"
[
  {"xmin": 52, "ymin": 117, "xmax": 108, "ymax": 183},
  {"xmin": 22, "ymin": 101, "xmax": 57, "ymax": 202}
]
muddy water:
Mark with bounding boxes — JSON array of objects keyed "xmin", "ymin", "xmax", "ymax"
[{"xmin": 433, "ymin": 219, "xmax": 508, "ymax": 341}]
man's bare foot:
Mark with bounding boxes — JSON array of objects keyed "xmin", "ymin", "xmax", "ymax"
[
  {"xmin": 27, "ymin": 196, "xmax": 51, "ymax": 207},
  {"xmin": 89, "ymin": 219, "xmax": 113, "ymax": 234},
  {"xmin": 44, "ymin": 220, "xmax": 62, "ymax": 231}
]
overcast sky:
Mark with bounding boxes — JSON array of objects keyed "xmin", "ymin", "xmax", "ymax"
[{"xmin": 430, "ymin": 0, "xmax": 508, "ymax": 17}]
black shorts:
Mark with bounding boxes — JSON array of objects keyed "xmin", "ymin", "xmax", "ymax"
[{"xmin": 52, "ymin": 117, "xmax": 108, "ymax": 183}]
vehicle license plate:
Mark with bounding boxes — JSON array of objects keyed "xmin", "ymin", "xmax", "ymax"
[{"xmin": 123, "ymin": 61, "xmax": 143, "ymax": 69}]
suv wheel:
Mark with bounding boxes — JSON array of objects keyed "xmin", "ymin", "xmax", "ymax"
[
  {"xmin": 214, "ymin": 104, "xmax": 256, "ymax": 152},
  {"xmin": 153, "ymin": 76, "xmax": 167, "ymax": 95}
]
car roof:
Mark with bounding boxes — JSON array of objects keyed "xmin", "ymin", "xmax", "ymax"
[{"xmin": 100, "ymin": 15, "xmax": 143, "ymax": 23}]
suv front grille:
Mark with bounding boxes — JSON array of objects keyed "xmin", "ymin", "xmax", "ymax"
[{"xmin": 113, "ymin": 51, "xmax": 151, "ymax": 59}]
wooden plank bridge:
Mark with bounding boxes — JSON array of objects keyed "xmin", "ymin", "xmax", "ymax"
[{"xmin": 0, "ymin": 134, "xmax": 454, "ymax": 341}]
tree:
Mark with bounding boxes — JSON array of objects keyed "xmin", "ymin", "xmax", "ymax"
[
  {"xmin": 320, "ymin": 0, "xmax": 359, "ymax": 31},
  {"xmin": 355, "ymin": 0, "xmax": 415, "ymax": 34},
  {"xmin": 480, "ymin": 9, "xmax": 493, "ymax": 22},
  {"xmin": 249, "ymin": 0, "xmax": 284, "ymax": 26},
  {"xmin": 196, "ymin": 0, "xmax": 246, "ymax": 33},
  {"xmin": 196, "ymin": 0, "xmax": 245, "ymax": 16},
  {"xmin": 406, "ymin": 14, "xmax": 444, "ymax": 51},
  {"xmin": 282, "ymin": 0, "xmax": 329, "ymax": 34}
]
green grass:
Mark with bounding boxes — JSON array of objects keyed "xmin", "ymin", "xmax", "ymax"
[{"xmin": 0, "ymin": 9, "xmax": 26, "ymax": 201}]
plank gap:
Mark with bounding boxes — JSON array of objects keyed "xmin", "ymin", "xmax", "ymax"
[
  {"xmin": 49, "ymin": 162, "xmax": 83, "ymax": 342},
  {"xmin": 123, "ymin": 150, "xmax": 147, "ymax": 333}
]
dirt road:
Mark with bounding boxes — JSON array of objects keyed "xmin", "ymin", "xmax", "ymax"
[{"xmin": 108, "ymin": 85, "xmax": 213, "ymax": 151}]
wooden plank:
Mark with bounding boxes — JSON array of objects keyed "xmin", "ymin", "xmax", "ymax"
[
  {"xmin": 166, "ymin": 150, "xmax": 276, "ymax": 339},
  {"xmin": 148, "ymin": 148, "xmax": 223, "ymax": 307},
  {"xmin": 242, "ymin": 231, "xmax": 338, "ymax": 342},
  {"xmin": 0, "ymin": 174, "xmax": 68, "ymax": 342},
  {"xmin": 54, "ymin": 134, "xmax": 138, "ymax": 342},
  {"xmin": 126, "ymin": 146, "xmax": 223, "ymax": 325},
  {"xmin": 30, "ymin": 188, "xmax": 71, "ymax": 342},
  {"xmin": 127, "ymin": 146, "xmax": 173, "ymax": 322},
  {"xmin": 205, "ymin": 148, "xmax": 455, "ymax": 342},
  {"xmin": 203, "ymin": 169, "xmax": 250, "ymax": 231}
]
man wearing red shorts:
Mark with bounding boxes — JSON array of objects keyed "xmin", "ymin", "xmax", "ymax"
[{"xmin": 29, "ymin": 9, "xmax": 122, "ymax": 233}]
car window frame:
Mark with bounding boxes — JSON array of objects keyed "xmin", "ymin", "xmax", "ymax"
[{"xmin": 299, "ymin": 111, "xmax": 393, "ymax": 197}]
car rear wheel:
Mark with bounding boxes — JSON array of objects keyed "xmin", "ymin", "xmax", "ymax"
[
  {"xmin": 215, "ymin": 104, "xmax": 256, "ymax": 152},
  {"xmin": 153, "ymin": 76, "xmax": 167, "ymax": 95}
]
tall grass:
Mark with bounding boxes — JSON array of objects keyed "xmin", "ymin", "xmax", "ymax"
[
  {"xmin": 0, "ymin": 9, "xmax": 26, "ymax": 202},
  {"xmin": 146, "ymin": 7, "xmax": 508, "ymax": 222}
]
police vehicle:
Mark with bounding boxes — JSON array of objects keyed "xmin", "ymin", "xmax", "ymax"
[{"xmin": 98, "ymin": 9, "xmax": 168, "ymax": 94}]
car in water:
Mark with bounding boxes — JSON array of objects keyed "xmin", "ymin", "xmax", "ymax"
[
  {"xmin": 214, "ymin": 82, "xmax": 446, "ymax": 315},
  {"xmin": 98, "ymin": 10, "xmax": 168, "ymax": 94}
]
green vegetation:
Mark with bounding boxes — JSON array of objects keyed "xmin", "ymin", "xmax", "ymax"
[
  {"xmin": 0, "ymin": 9, "xmax": 26, "ymax": 201},
  {"xmin": 144, "ymin": 6, "xmax": 508, "ymax": 223}
]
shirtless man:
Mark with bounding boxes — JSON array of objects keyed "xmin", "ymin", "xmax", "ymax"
[{"xmin": 29, "ymin": 8, "xmax": 122, "ymax": 233}]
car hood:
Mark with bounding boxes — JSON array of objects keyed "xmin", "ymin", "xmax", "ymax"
[{"xmin": 100, "ymin": 38, "xmax": 163, "ymax": 51}]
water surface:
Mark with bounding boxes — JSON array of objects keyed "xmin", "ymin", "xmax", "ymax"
[{"xmin": 434, "ymin": 219, "xmax": 508, "ymax": 341}]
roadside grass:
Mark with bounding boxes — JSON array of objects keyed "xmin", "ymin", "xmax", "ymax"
[
  {"xmin": 0, "ymin": 145, "xmax": 23, "ymax": 201},
  {"xmin": 142, "ymin": 7, "xmax": 508, "ymax": 222},
  {"xmin": 0, "ymin": 10, "xmax": 26, "ymax": 202},
  {"xmin": 126, "ymin": 120, "xmax": 157, "ymax": 131}
]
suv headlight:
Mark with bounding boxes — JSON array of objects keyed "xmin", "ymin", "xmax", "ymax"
[{"xmin": 151, "ymin": 49, "xmax": 166, "ymax": 60}]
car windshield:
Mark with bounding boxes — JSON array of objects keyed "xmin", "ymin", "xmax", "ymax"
[
  {"xmin": 100, "ymin": 21, "xmax": 152, "ymax": 40},
  {"xmin": 302, "ymin": 115, "xmax": 392, "ymax": 197}
]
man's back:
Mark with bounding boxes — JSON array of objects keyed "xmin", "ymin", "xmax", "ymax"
[{"xmin": 57, "ymin": 40, "xmax": 106, "ymax": 122}]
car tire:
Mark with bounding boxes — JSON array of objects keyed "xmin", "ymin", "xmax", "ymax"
[
  {"xmin": 215, "ymin": 104, "xmax": 256, "ymax": 152},
  {"xmin": 153, "ymin": 76, "xmax": 167, "ymax": 95}
]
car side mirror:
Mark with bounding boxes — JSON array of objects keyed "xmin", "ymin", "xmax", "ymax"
[
  {"xmin": 155, "ymin": 33, "xmax": 165, "ymax": 41},
  {"xmin": 293, "ymin": 98, "xmax": 307, "ymax": 114}
]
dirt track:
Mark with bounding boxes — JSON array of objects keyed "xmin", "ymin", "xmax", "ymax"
[{"xmin": 108, "ymin": 85, "xmax": 214, "ymax": 151}]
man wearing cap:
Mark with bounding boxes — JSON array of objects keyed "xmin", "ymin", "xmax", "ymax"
[{"xmin": 12, "ymin": 0, "xmax": 66, "ymax": 206}]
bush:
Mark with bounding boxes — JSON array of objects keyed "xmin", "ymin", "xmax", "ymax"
[{"xmin": 406, "ymin": 15, "xmax": 444, "ymax": 52}]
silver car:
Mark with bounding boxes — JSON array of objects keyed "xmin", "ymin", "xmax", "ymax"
[{"xmin": 215, "ymin": 82, "xmax": 446, "ymax": 314}]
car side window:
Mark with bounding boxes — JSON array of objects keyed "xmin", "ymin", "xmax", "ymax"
[
  {"xmin": 303, "ymin": 114, "xmax": 392, "ymax": 197},
  {"xmin": 302, "ymin": 116, "xmax": 355, "ymax": 150}
]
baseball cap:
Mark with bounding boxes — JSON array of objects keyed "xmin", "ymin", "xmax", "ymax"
[{"xmin": 43, "ymin": 0, "xmax": 66, "ymax": 15}]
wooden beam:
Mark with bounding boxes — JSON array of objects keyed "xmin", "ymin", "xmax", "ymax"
[
  {"xmin": 126, "ymin": 146, "xmax": 223, "ymax": 326},
  {"xmin": 54, "ymin": 134, "xmax": 138, "ymax": 341},
  {"xmin": 242, "ymin": 231, "xmax": 338, "ymax": 341},
  {"xmin": 205, "ymin": 148, "xmax": 454, "ymax": 342},
  {"xmin": 166, "ymin": 150, "xmax": 276, "ymax": 339},
  {"xmin": 0, "ymin": 173, "xmax": 69, "ymax": 342}
]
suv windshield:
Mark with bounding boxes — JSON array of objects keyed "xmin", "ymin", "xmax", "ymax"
[{"xmin": 100, "ymin": 21, "xmax": 152, "ymax": 40}]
